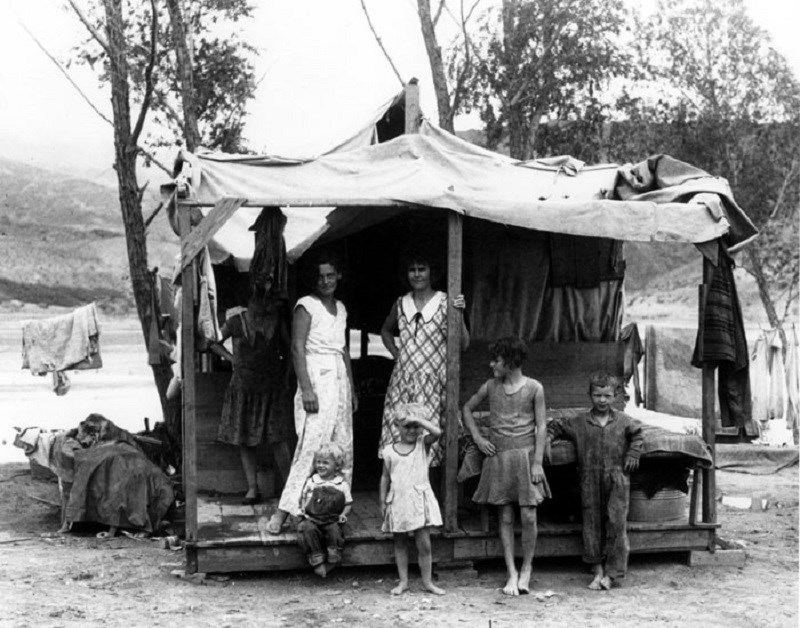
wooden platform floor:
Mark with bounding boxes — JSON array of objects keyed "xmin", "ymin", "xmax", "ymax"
[{"xmin": 191, "ymin": 491, "xmax": 717, "ymax": 573}]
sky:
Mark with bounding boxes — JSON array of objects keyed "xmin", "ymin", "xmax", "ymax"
[{"xmin": 0, "ymin": 0, "xmax": 798, "ymax": 186}]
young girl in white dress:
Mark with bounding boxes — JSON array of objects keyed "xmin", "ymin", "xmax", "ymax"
[{"xmin": 379, "ymin": 405, "xmax": 445, "ymax": 596}]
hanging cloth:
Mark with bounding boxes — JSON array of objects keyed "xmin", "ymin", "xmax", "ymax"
[
  {"xmin": 766, "ymin": 330, "xmax": 786, "ymax": 420},
  {"xmin": 249, "ymin": 207, "xmax": 288, "ymax": 297},
  {"xmin": 691, "ymin": 241, "xmax": 752, "ymax": 429},
  {"xmin": 750, "ymin": 332, "xmax": 770, "ymax": 423},
  {"xmin": 147, "ymin": 268, "xmax": 163, "ymax": 365},
  {"xmin": 784, "ymin": 327, "xmax": 800, "ymax": 444}
]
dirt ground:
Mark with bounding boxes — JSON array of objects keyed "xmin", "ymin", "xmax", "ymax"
[{"xmin": 0, "ymin": 462, "xmax": 796, "ymax": 628}]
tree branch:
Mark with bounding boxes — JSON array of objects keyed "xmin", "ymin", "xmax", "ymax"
[
  {"xmin": 137, "ymin": 147, "xmax": 172, "ymax": 176},
  {"xmin": 20, "ymin": 20, "xmax": 114, "ymax": 127},
  {"xmin": 781, "ymin": 273, "xmax": 799, "ymax": 325},
  {"xmin": 432, "ymin": 0, "xmax": 446, "ymax": 27},
  {"xmin": 131, "ymin": 0, "xmax": 158, "ymax": 145},
  {"xmin": 771, "ymin": 157, "xmax": 800, "ymax": 219},
  {"xmin": 447, "ymin": 0, "xmax": 479, "ymax": 128},
  {"xmin": 360, "ymin": 0, "xmax": 404, "ymax": 86},
  {"xmin": 66, "ymin": 0, "xmax": 111, "ymax": 56}
]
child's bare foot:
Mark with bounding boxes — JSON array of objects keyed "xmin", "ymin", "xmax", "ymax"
[
  {"xmin": 588, "ymin": 574, "xmax": 603, "ymax": 590},
  {"xmin": 265, "ymin": 512, "xmax": 286, "ymax": 535},
  {"xmin": 517, "ymin": 567, "xmax": 532, "ymax": 594},
  {"xmin": 502, "ymin": 574, "xmax": 520, "ymax": 596},
  {"xmin": 391, "ymin": 581, "xmax": 409, "ymax": 595},
  {"xmin": 313, "ymin": 564, "xmax": 327, "ymax": 578},
  {"xmin": 599, "ymin": 575, "xmax": 616, "ymax": 590},
  {"xmin": 423, "ymin": 581, "xmax": 445, "ymax": 595},
  {"xmin": 588, "ymin": 564, "xmax": 604, "ymax": 590}
]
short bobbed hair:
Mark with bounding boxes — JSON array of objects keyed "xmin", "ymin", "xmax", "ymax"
[
  {"xmin": 488, "ymin": 336, "xmax": 528, "ymax": 369},
  {"xmin": 398, "ymin": 247, "xmax": 443, "ymax": 286},
  {"xmin": 314, "ymin": 442, "xmax": 345, "ymax": 471}
]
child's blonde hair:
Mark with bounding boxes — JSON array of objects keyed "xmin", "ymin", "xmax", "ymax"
[{"xmin": 314, "ymin": 442, "xmax": 344, "ymax": 471}]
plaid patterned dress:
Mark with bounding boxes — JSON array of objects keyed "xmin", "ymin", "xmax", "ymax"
[{"xmin": 380, "ymin": 292, "xmax": 448, "ymax": 466}]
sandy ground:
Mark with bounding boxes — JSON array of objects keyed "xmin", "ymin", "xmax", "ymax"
[
  {"xmin": 1, "ymin": 310, "xmax": 798, "ymax": 627},
  {"xmin": 0, "ymin": 463, "xmax": 796, "ymax": 628}
]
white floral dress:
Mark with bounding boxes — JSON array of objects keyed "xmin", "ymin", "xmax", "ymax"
[{"xmin": 277, "ymin": 296, "xmax": 353, "ymax": 516}]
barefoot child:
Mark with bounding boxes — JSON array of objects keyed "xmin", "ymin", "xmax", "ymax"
[
  {"xmin": 462, "ymin": 337, "xmax": 550, "ymax": 596},
  {"xmin": 296, "ymin": 443, "xmax": 352, "ymax": 577},
  {"xmin": 546, "ymin": 372, "xmax": 644, "ymax": 590},
  {"xmin": 380, "ymin": 406, "xmax": 445, "ymax": 596}
]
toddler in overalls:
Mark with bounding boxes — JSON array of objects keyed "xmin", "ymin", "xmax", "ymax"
[{"xmin": 297, "ymin": 442, "xmax": 352, "ymax": 577}]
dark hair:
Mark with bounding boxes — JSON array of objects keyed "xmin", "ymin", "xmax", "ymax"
[
  {"xmin": 300, "ymin": 249, "xmax": 342, "ymax": 289},
  {"xmin": 398, "ymin": 247, "xmax": 442, "ymax": 287},
  {"xmin": 488, "ymin": 336, "xmax": 528, "ymax": 369},
  {"xmin": 588, "ymin": 371, "xmax": 619, "ymax": 394}
]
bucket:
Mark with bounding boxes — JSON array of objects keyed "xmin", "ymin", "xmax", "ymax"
[{"xmin": 628, "ymin": 488, "xmax": 687, "ymax": 522}]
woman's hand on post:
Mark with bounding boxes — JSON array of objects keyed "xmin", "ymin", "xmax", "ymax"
[
  {"xmin": 301, "ymin": 389, "xmax": 319, "ymax": 413},
  {"xmin": 474, "ymin": 435, "xmax": 496, "ymax": 457},
  {"xmin": 452, "ymin": 294, "xmax": 466, "ymax": 310}
]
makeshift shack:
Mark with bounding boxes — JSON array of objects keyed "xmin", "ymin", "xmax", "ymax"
[{"xmin": 167, "ymin": 83, "xmax": 757, "ymax": 574}]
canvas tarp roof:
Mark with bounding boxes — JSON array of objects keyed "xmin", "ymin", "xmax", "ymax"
[{"xmin": 169, "ymin": 120, "xmax": 757, "ymax": 270}]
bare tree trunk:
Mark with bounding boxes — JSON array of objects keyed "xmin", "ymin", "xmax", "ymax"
[
  {"xmin": 102, "ymin": 0, "xmax": 181, "ymax": 459},
  {"xmin": 417, "ymin": 0, "xmax": 453, "ymax": 133},
  {"xmin": 507, "ymin": 108, "xmax": 529, "ymax": 159},
  {"xmin": 746, "ymin": 247, "xmax": 781, "ymax": 329},
  {"xmin": 102, "ymin": 0, "xmax": 150, "ymax": 341},
  {"xmin": 502, "ymin": 0, "xmax": 528, "ymax": 160},
  {"xmin": 165, "ymin": 0, "xmax": 201, "ymax": 152}
]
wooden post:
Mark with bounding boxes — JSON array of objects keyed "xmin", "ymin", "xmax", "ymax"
[
  {"xmin": 404, "ymin": 78, "xmax": 420, "ymax": 134},
  {"xmin": 700, "ymin": 255, "xmax": 717, "ymax": 530},
  {"xmin": 444, "ymin": 212, "xmax": 463, "ymax": 532},
  {"xmin": 179, "ymin": 204, "xmax": 199, "ymax": 573},
  {"xmin": 360, "ymin": 329, "xmax": 369, "ymax": 360}
]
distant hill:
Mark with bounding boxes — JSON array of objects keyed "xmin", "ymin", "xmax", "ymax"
[
  {"xmin": 0, "ymin": 156, "xmax": 774, "ymax": 324},
  {"xmin": 0, "ymin": 157, "xmax": 178, "ymax": 312}
]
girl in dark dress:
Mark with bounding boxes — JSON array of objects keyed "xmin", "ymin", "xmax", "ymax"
[{"xmin": 214, "ymin": 286, "xmax": 292, "ymax": 504}]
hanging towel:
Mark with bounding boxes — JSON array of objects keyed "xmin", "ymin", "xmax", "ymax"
[
  {"xmin": 767, "ymin": 330, "xmax": 786, "ymax": 420},
  {"xmin": 22, "ymin": 303, "xmax": 102, "ymax": 374},
  {"xmin": 785, "ymin": 327, "xmax": 800, "ymax": 444},
  {"xmin": 750, "ymin": 333, "xmax": 770, "ymax": 423}
]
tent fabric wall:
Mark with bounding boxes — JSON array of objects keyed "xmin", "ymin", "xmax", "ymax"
[
  {"xmin": 464, "ymin": 222, "xmax": 623, "ymax": 342},
  {"xmin": 166, "ymin": 120, "xmax": 756, "ymax": 268}
]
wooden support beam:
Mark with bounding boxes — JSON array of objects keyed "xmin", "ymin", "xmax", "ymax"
[
  {"xmin": 360, "ymin": 329, "xmax": 369, "ymax": 360},
  {"xmin": 179, "ymin": 204, "xmax": 199, "ymax": 574},
  {"xmin": 689, "ymin": 466, "xmax": 699, "ymax": 526},
  {"xmin": 404, "ymin": 78, "xmax": 421, "ymax": 134},
  {"xmin": 444, "ymin": 212, "xmax": 463, "ymax": 532},
  {"xmin": 700, "ymin": 255, "xmax": 717, "ymax": 530}
]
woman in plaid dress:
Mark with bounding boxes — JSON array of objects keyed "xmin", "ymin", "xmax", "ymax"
[{"xmin": 379, "ymin": 251, "xmax": 469, "ymax": 468}]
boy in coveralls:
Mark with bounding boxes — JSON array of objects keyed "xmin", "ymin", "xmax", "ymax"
[{"xmin": 547, "ymin": 372, "xmax": 644, "ymax": 590}]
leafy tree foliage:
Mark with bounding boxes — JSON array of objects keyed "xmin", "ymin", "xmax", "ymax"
[
  {"xmin": 632, "ymin": 0, "xmax": 800, "ymax": 326},
  {"xmin": 72, "ymin": 0, "xmax": 256, "ymax": 153},
  {"xmin": 467, "ymin": 0, "xmax": 633, "ymax": 159}
]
